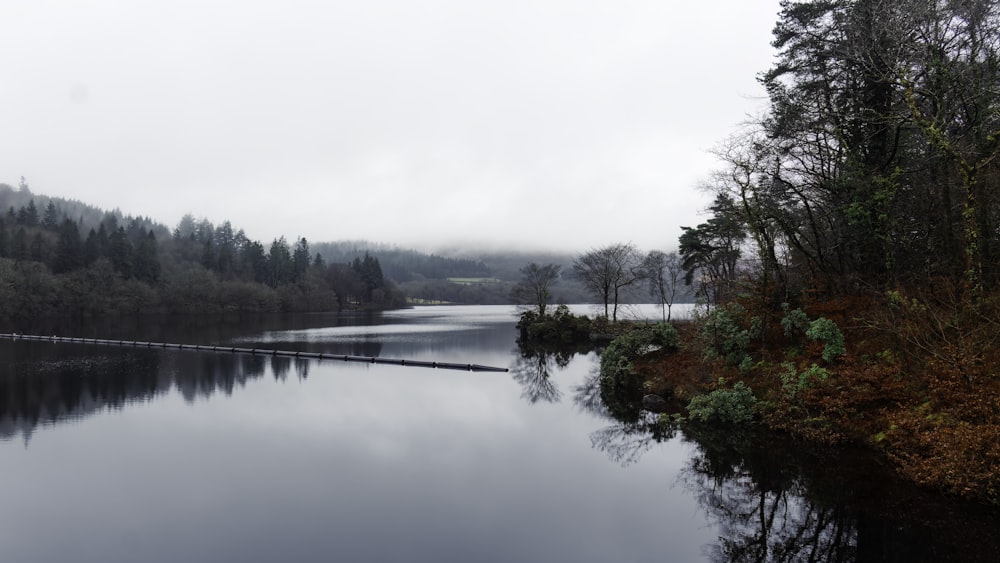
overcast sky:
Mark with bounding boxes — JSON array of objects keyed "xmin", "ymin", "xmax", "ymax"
[{"xmin": 1, "ymin": 0, "xmax": 781, "ymax": 253}]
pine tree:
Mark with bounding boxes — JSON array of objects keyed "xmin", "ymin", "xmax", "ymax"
[{"xmin": 53, "ymin": 218, "xmax": 83, "ymax": 273}]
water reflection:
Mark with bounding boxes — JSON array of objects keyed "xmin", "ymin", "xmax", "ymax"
[
  {"xmin": 509, "ymin": 347, "xmax": 566, "ymax": 404},
  {"xmin": 2, "ymin": 306, "xmax": 998, "ymax": 563},
  {"xmin": 681, "ymin": 427, "xmax": 858, "ymax": 562},
  {"xmin": 589, "ymin": 413, "xmax": 676, "ymax": 467},
  {"xmin": 570, "ymin": 366, "xmax": 607, "ymax": 417},
  {"xmin": 509, "ymin": 337, "xmax": 599, "ymax": 405},
  {"xmin": 0, "ymin": 341, "xmax": 271, "ymax": 443},
  {"xmin": 1, "ymin": 307, "xmax": 518, "ymax": 444},
  {"xmin": 590, "ymin": 414, "xmax": 1000, "ymax": 562}
]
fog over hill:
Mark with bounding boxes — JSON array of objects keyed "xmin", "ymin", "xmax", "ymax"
[{"xmin": 2, "ymin": 182, "xmax": 692, "ymax": 307}]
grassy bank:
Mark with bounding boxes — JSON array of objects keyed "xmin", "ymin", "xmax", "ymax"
[{"xmin": 631, "ymin": 295, "xmax": 1000, "ymax": 505}]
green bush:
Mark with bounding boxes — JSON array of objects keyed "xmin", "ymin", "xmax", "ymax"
[
  {"xmin": 599, "ymin": 323, "xmax": 679, "ymax": 421},
  {"xmin": 780, "ymin": 362, "xmax": 830, "ymax": 397},
  {"xmin": 781, "ymin": 303, "xmax": 810, "ymax": 338},
  {"xmin": 686, "ymin": 379, "xmax": 757, "ymax": 424},
  {"xmin": 806, "ymin": 317, "xmax": 845, "ymax": 362},
  {"xmin": 698, "ymin": 303, "xmax": 755, "ymax": 366},
  {"xmin": 649, "ymin": 322, "xmax": 680, "ymax": 351}
]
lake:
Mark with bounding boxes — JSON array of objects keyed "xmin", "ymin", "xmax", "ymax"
[{"xmin": 1, "ymin": 305, "xmax": 997, "ymax": 562}]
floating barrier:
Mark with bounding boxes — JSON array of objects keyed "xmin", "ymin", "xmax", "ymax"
[{"xmin": 0, "ymin": 333, "xmax": 509, "ymax": 373}]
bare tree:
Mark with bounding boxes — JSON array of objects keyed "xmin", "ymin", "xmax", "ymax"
[
  {"xmin": 510, "ymin": 262, "xmax": 561, "ymax": 316},
  {"xmin": 573, "ymin": 243, "xmax": 643, "ymax": 321},
  {"xmin": 642, "ymin": 250, "xmax": 683, "ymax": 322}
]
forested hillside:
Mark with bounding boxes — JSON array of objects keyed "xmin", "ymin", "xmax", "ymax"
[
  {"xmin": 0, "ymin": 183, "xmax": 404, "ymax": 324},
  {"xmin": 0, "ymin": 181, "xmax": 691, "ymax": 317}
]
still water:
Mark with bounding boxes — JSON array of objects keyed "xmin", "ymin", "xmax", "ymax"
[{"xmin": 0, "ymin": 305, "xmax": 996, "ymax": 562}]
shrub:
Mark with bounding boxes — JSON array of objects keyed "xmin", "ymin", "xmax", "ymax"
[
  {"xmin": 781, "ymin": 303, "xmax": 810, "ymax": 338},
  {"xmin": 517, "ymin": 305, "xmax": 593, "ymax": 345},
  {"xmin": 806, "ymin": 317, "xmax": 845, "ymax": 362},
  {"xmin": 780, "ymin": 362, "xmax": 830, "ymax": 397},
  {"xmin": 698, "ymin": 303, "xmax": 755, "ymax": 366},
  {"xmin": 686, "ymin": 379, "xmax": 757, "ymax": 424},
  {"xmin": 599, "ymin": 323, "xmax": 679, "ymax": 421},
  {"xmin": 649, "ymin": 322, "xmax": 679, "ymax": 351}
]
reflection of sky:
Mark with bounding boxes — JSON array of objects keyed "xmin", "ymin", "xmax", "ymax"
[
  {"xmin": 251, "ymin": 323, "xmax": 472, "ymax": 341},
  {"xmin": 0, "ymin": 306, "xmax": 714, "ymax": 562}
]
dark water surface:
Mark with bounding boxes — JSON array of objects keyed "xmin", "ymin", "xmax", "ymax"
[{"xmin": 1, "ymin": 306, "xmax": 996, "ymax": 562}]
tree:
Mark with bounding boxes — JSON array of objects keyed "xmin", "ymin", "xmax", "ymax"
[
  {"xmin": 214, "ymin": 221, "xmax": 236, "ymax": 274},
  {"xmin": 133, "ymin": 230, "xmax": 161, "ymax": 283},
  {"xmin": 242, "ymin": 240, "xmax": 269, "ymax": 284},
  {"xmin": 108, "ymin": 226, "xmax": 133, "ymax": 278},
  {"xmin": 679, "ymin": 194, "xmax": 745, "ymax": 304},
  {"xmin": 352, "ymin": 252, "xmax": 385, "ymax": 303},
  {"xmin": 510, "ymin": 262, "xmax": 561, "ymax": 316},
  {"xmin": 327, "ymin": 262, "xmax": 363, "ymax": 309},
  {"xmin": 42, "ymin": 202, "xmax": 60, "ymax": 231},
  {"xmin": 11, "ymin": 228, "xmax": 28, "ymax": 262},
  {"xmin": 573, "ymin": 243, "xmax": 643, "ymax": 321},
  {"xmin": 642, "ymin": 250, "xmax": 682, "ymax": 322},
  {"xmin": 292, "ymin": 237, "xmax": 311, "ymax": 282},
  {"xmin": 0, "ymin": 217, "xmax": 8, "ymax": 258},
  {"xmin": 84, "ymin": 223, "xmax": 109, "ymax": 265},
  {"xmin": 53, "ymin": 218, "xmax": 83, "ymax": 274},
  {"xmin": 17, "ymin": 200, "xmax": 39, "ymax": 227},
  {"xmin": 735, "ymin": 0, "xmax": 1000, "ymax": 299},
  {"xmin": 266, "ymin": 237, "xmax": 294, "ymax": 288}
]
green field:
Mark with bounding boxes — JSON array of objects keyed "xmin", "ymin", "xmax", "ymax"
[{"xmin": 446, "ymin": 277, "xmax": 503, "ymax": 285}]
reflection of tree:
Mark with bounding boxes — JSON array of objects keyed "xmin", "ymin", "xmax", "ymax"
[
  {"xmin": 588, "ymin": 417, "xmax": 1000, "ymax": 561},
  {"xmin": 510, "ymin": 340, "xmax": 593, "ymax": 405},
  {"xmin": 0, "ymin": 343, "xmax": 164, "ymax": 444},
  {"xmin": 680, "ymin": 428, "xmax": 858, "ymax": 562},
  {"xmin": 589, "ymin": 413, "xmax": 678, "ymax": 467},
  {"xmin": 571, "ymin": 366, "xmax": 608, "ymax": 418},
  {"xmin": 1, "ymin": 341, "xmax": 266, "ymax": 443},
  {"xmin": 294, "ymin": 358, "xmax": 310, "ymax": 379},
  {"xmin": 271, "ymin": 355, "xmax": 291, "ymax": 381},
  {"xmin": 509, "ymin": 347, "xmax": 562, "ymax": 404}
]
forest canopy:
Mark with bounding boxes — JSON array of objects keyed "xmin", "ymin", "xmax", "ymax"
[{"xmin": 680, "ymin": 0, "xmax": 1000, "ymax": 304}]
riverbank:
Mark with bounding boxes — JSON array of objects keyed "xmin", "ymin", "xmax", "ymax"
[{"xmin": 635, "ymin": 296, "xmax": 1000, "ymax": 505}]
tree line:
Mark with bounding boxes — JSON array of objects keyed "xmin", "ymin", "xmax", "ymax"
[
  {"xmin": 0, "ymin": 186, "xmax": 404, "ymax": 324},
  {"xmin": 678, "ymin": 0, "xmax": 1000, "ymax": 308},
  {"xmin": 512, "ymin": 242, "xmax": 686, "ymax": 323},
  {"xmin": 662, "ymin": 0, "xmax": 1000, "ymax": 503}
]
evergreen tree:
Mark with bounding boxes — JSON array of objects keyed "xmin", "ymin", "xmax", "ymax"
[
  {"xmin": 83, "ymin": 223, "xmax": 110, "ymax": 265},
  {"xmin": 215, "ymin": 221, "xmax": 236, "ymax": 274},
  {"xmin": 12, "ymin": 227, "xmax": 27, "ymax": 261},
  {"xmin": 42, "ymin": 201, "xmax": 61, "ymax": 230},
  {"xmin": 679, "ymin": 194, "xmax": 746, "ymax": 304},
  {"xmin": 242, "ymin": 240, "xmax": 269, "ymax": 284},
  {"xmin": 201, "ymin": 237, "xmax": 217, "ymax": 271},
  {"xmin": 109, "ymin": 226, "xmax": 134, "ymax": 278},
  {"xmin": 292, "ymin": 237, "xmax": 311, "ymax": 282},
  {"xmin": 29, "ymin": 232, "xmax": 45, "ymax": 262},
  {"xmin": 134, "ymin": 230, "xmax": 161, "ymax": 283},
  {"xmin": 53, "ymin": 218, "xmax": 83, "ymax": 274},
  {"xmin": 267, "ymin": 237, "xmax": 294, "ymax": 288},
  {"xmin": 17, "ymin": 200, "xmax": 39, "ymax": 227},
  {"xmin": 352, "ymin": 252, "xmax": 385, "ymax": 303},
  {"xmin": 0, "ymin": 217, "xmax": 7, "ymax": 258}
]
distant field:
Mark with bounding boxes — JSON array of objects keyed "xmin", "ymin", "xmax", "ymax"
[{"xmin": 447, "ymin": 277, "xmax": 503, "ymax": 285}]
